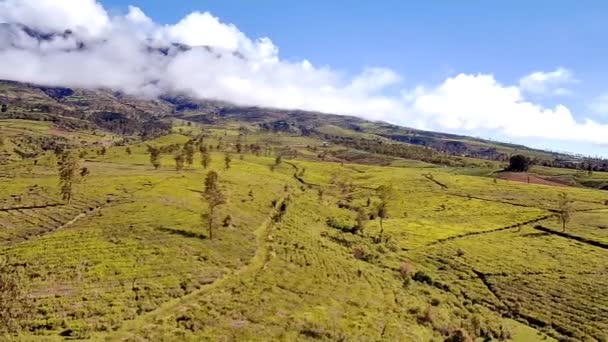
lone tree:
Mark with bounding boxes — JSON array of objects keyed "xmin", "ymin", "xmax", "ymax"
[
  {"xmin": 0, "ymin": 258, "xmax": 32, "ymax": 334},
  {"xmin": 354, "ymin": 208, "xmax": 368, "ymax": 234},
  {"xmin": 147, "ymin": 145, "xmax": 161, "ymax": 170},
  {"xmin": 1, "ymin": 104, "xmax": 7, "ymax": 113},
  {"xmin": 508, "ymin": 154, "xmax": 531, "ymax": 172},
  {"xmin": 200, "ymin": 145, "xmax": 211, "ymax": 169},
  {"xmin": 183, "ymin": 141, "xmax": 195, "ymax": 168},
  {"xmin": 202, "ymin": 171, "xmax": 226, "ymax": 239},
  {"xmin": 224, "ymin": 152, "xmax": 232, "ymax": 170},
  {"xmin": 557, "ymin": 192, "xmax": 572, "ymax": 232},
  {"xmin": 126, "ymin": 146, "xmax": 132, "ymax": 155},
  {"xmin": 58, "ymin": 149, "xmax": 80, "ymax": 204},
  {"xmin": 174, "ymin": 151, "xmax": 185, "ymax": 171},
  {"xmin": 375, "ymin": 185, "xmax": 394, "ymax": 242}
]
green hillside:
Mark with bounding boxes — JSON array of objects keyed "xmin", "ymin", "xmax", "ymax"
[{"xmin": 1, "ymin": 116, "xmax": 607, "ymax": 341}]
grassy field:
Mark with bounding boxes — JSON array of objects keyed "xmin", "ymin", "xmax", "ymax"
[{"xmin": 1, "ymin": 119, "xmax": 606, "ymax": 341}]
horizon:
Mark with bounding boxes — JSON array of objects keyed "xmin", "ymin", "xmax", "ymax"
[{"xmin": 1, "ymin": 0, "xmax": 608, "ymax": 156}]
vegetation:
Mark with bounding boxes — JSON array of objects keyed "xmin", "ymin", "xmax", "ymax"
[
  {"xmin": 201, "ymin": 171, "xmax": 226, "ymax": 239},
  {"xmin": 508, "ymin": 154, "xmax": 531, "ymax": 172},
  {"xmin": 557, "ymin": 192, "xmax": 572, "ymax": 232},
  {"xmin": 57, "ymin": 149, "xmax": 80, "ymax": 204},
  {"xmin": 0, "ymin": 82, "xmax": 606, "ymax": 341}
]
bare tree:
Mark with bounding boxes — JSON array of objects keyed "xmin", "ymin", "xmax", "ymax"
[
  {"xmin": 58, "ymin": 149, "xmax": 80, "ymax": 204},
  {"xmin": 202, "ymin": 171, "xmax": 226, "ymax": 239},
  {"xmin": 557, "ymin": 192, "xmax": 572, "ymax": 232},
  {"xmin": 376, "ymin": 185, "xmax": 394, "ymax": 242}
]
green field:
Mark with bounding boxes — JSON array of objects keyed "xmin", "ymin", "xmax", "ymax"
[{"xmin": 1, "ymin": 120, "xmax": 606, "ymax": 341}]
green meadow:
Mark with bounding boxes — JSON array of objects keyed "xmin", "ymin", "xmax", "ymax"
[{"xmin": 1, "ymin": 121, "xmax": 606, "ymax": 341}]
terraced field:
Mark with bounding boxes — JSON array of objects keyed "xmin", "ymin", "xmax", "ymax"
[{"xmin": 1, "ymin": 123, "xmax": 607, "ymax": 341}]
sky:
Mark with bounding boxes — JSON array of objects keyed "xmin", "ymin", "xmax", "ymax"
[{"xmin": 1, "ymin": 0, "xmax": 608, "ymax": 156}]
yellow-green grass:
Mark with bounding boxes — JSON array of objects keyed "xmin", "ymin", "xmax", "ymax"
[{"xmin": 2, "ymin": 127, "xmax": 607, "ymax": 341}]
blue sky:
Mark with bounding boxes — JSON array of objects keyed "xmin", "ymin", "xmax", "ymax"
[
  {"xmin": 2, "ymin": 0, "xmax": 608, "ymax": 156},
  {"xmin": 102, "ymin": 0, "xmax": 608, "ymax": 155},
  {"xmin": 98, "ymin": 0, "xmax": 608, "ymax": 103}
]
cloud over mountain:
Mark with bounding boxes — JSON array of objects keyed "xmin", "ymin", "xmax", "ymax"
[{"xmin": 1, "ymin": 0, "xmax": 608, "ymax": 149}]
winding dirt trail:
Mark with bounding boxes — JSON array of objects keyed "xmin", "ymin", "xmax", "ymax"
[{"xmin": 104, "ymin": 196, "xmax": 288, "ymax": 340}]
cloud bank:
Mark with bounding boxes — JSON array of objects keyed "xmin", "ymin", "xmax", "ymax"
[{"xmin": 1, "ymin": 0, "xmax": 608, "ymax": 150}]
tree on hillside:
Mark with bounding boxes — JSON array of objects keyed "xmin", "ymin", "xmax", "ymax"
[
  {"xmin": 183, "ymin": 141, "xmax": 195, "ymax": 168},
  {"xmin": 125, "ymin": 146, "xmax": 132, "ymax": 155},
  {"xmin": 174, "ymin": 151, "xmax": 185, "ymax": 171},
  {"xmin": 236, "ymin": 135, "xmax": 243, "ymax": 154},
  {"xmin": 375, "ymin": 185, "xmax": 395, "ymax": 243},
  {"xmin": 275, "ymin": 155, "xmax": 282, "ymax": 167},
  {"xmin": 507, "ymin": 155, "xmax": 531, "ymax": 172},
  {"xmin": 58, "ymin": 149, "xmax": 80, "ymax": 204},
  {"xmin": 557, "ymin": 192, "xmax": 572, "ymax": 232},
  {"xmin": 202, "ymin": 171, "xmax": 226, "ymax": 239},
  {"xmin": 354, "ymin": 208, "xmax": 368, "ymax": 235},
  {"xmin": 224, "ymin": 152, "xmax": 232, "ymax": 170},
  {"xmin": 147, "ymin": 145, "xmax": 161, "ymax": 170},
  {"xmin": 200, "ymin": 145, "xmax": 210, "ymax": 169},
  {"xmin": 0, "ymin": 258, "xmax": 32, "ymax": 333},
  {"xmin": 1, "ymin": 104, "xmax": 7, "ymax": 113}
]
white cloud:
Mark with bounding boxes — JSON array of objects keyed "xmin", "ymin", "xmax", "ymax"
[
  {"xmin": 0, "ymin": 0, "xmax": 109, "ymax": 37},
  {"xmin": 519, "ymin": 67, "xmax": 575, "ymax": 96},
  {"xmin": 589, "ymin": 93, "xmax": 608, "ymax": 116},
  {"xmin": 0, "ymin": 0, "xmax": 607, "ymax": 152},
  {"xmin": 408, "ymin": 73, "xmax": 608, "ymax": 145}
]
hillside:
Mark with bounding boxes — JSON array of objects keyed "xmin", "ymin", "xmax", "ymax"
[
  {"xmin": 1, "ymin": 100, "xmax": 607, "ymax": 341},
  {"xmin": 3, "ymin": 80, "xmax": 604, "ymax": 170}
]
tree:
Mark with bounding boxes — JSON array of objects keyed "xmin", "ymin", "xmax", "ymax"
[
  {"xmin": 174, "ymin": 151, "xmax": 185, "ymax": 171},
  {"xmin": 147, "ymin": 145, "xmax": 161, "ymax": 170},
  {"xmin": 1, "ymin": 104, "xmax": 7, "ymax": 113},
  {"xmin": 200, "ymin": 145, "xmax": 210, "ymax": 169},
  {"xmin": 202, "ymin": 171, "xmax": 226, "ymax": 239},
  {"xmin": 126, "ymin": 146, "xmax": 132, "ymax": 155},
  {"xmin": 557, "ymin": 192, "xmax": 572, "ymax": 232},
  {"xmin": 508, "ymin": 155, "xmax": 531, "ymax": 172},
  {"xmin": 375, "ymin": 185, "xmax": 394, "ymax": 242},
  {"xmin": 275, "ymin": 155, "xmax": 282, "ymax": 167},
  {"xmin": 183, "ymin": 141, "xmax": 195, "ymax": 168},
  {"xmin": 224, "ymin": 152, "xmax": 232, "ymax": 170},
  {"xmin": 0, "ymin": 258, "xmax": 32, "ymax": 333},
  {"xmin": 58, "ymin": 149, "xmax": 80, "ymax": 204},
  {"xmin": 354, "ymin": 208, "xmax": 368, "ymax": 234},
  {"xmin": 99, "ymin": 146, "xmax": 107, "ymax": 155},
  {"xmin": 80, "ymin": 167, "xmax": 90, "ymax": 178}
]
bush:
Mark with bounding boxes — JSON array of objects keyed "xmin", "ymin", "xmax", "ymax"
[
  {"xmin": 352, "ymin": 246, "xmax": 379, "ymax": 263},
  {"xmin": 413, "ymin": 271, "xmax": 433, "ymax": 284},
  {"xmin": 507, "ymin": 154, "xmax": 531, "ymax": 172}
]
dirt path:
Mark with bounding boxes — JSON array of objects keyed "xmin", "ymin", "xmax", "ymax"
[
  {"xmin": 104, "ymin": 196, "xmax": 289, "ymax": 340},
  {"xmin": 497, "ymin": 172, "xmax": 570, "ymax": 187}
]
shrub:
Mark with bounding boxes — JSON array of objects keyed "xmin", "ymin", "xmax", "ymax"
[
  {"xmin": 507, "ymin": 155, "xmax": 531, "ymax": 172},
  {"xmin": 352, "ymin": 246, "xmax": 378, "ymax": 263},
  {"xmin": 413, "ymin": 271, "xmax": 433, "ymax": 284},
  {"xmin": 399, "ymin": 262, "xmax": 413, "ymax": 279}
]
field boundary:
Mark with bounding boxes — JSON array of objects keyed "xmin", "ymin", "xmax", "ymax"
[
  {"xmin": 534, "ymin": 225, "xmax": 608, "ymax": 249},
  {"xmin": 427, "ymin": 214, "xmax": 555, "ymax": 246}
]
